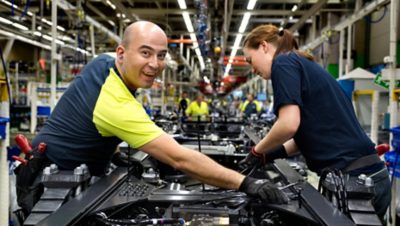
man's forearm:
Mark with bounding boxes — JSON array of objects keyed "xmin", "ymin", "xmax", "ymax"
[{"xmin": 178, "ymin": 149, "xmax": 245, "ymax": 189}]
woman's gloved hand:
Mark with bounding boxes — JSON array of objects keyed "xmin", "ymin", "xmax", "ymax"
[
  {"xmin": 239, "ymin": 145, "xmax": 288, "ymax": 170},
  {"xmin": 239, "ymin": 147, "xmax": 265, "ymax": 170}
]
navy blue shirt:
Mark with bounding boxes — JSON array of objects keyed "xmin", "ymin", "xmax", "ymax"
[
  {"xmin": 272, "ymin": 52, "xmax": 376, "ymax": 174},
  {"xmin": 32, "ymin": 55, "xmax": 164, "ymax": 176}
]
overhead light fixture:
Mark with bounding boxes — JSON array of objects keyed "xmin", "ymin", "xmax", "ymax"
[
  {"xmin": 190, "ymin": 33, "xmax": 197, "ymax": 46},
  {"xmin": 106, "ymin": 0, "xmax": 116, "ymax": 10},
  {"xmin": 238, "ymin": 13, "xmax": 250, "ymax": 33},
  {"xmin": 0, "ymin": 17, "xmax": 12, "ymax": 24},
  {"xmin": 182, "ymin": 12, "xmax": 194, "ymax": 32},
  {"xmin": 57, "ymin": 25, "xmax": 65, "ymax": 32},
  {"xmin": 177, "ymin": 0, "xmax": 187, "ymax": 9},
  {"xmin": 33, "ymin": 31, "xmax": 42, "ymax": 37},
  {"xmin": 1, "ymin": 0, "xmax": 17, "ymax": 8},
  {"xmin": 247, "ymin": 0, "xmax": 257, "ymax": 10},
  {"xmin": 291, "ymin": 5, "xmax": 298, "ymax": 12},
  {"xmin": 289, "ymin": 16, "xmax": 293, "ymax": 21},
  {"xmin": 225, "ymin": 0, "xmax": 257, "ymax": 76},
  {"xmin": 233, "ymin": 34, "xmax": 243, "ymax": 50},
  {"xmin": 12, "ymin": 23, "xmax": 29, "ymax": 31},
  {"xmin": 180, "ymin": 3, "xmax": 204, "ymax": 71},
  {"xmin": 108, "ymin": 20, "xmax": 115, "ymax": 26}
]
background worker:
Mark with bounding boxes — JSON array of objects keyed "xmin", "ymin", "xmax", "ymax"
[
  {"xmin": 185, "ymin": 93, "xmax": 209, "ymax": 121},
  {"xmin": 240, "ymin": 93, "xmax": 262, "ymax": 119},
  {"xmin": 177, "ymin": 91, "xmax": 190, "ymax": 118},
  {"xmin": 20, "ymin": 21, "xmax": 287, "ymax": 215},
  {"xmin": 239, "ymin": 24, "xmax": 391, "ymax": 222}
]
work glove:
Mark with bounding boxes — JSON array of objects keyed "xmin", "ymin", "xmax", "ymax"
[
  {"xmin": 239, "ymin": 145, "xmax": 288, "ymax": 170},
  {"xmin": 111, "ymin": 152, "xmax": 130, "ymax": 166},
  {"xmin": 239, "ymin": 176, "xmax": 288, "ymax": 204},
  {"xmin": 239, "ymin": 147, "xmax": 265, "ymax": 170}
]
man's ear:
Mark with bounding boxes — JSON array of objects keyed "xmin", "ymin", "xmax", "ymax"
[{"xmin": 116, "ymin": 45, "xmax": 125, "ymax": 61}]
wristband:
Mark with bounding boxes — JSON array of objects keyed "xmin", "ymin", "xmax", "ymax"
[{"xmin": 251, "ymin": 146, "xmax": 264, "ymax": 158}]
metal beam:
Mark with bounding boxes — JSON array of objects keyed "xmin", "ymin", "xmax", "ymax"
[
  {"xmin": 58, "ymin": 0, "xmax": 121, "ymax": 43},
  {"xmin": 128, "ymin": 8, "xmax": 196, "ymax": 15},
  {"xmin": 289, "ymin": 0, "xmax": 328, "ymax": 32},
  {"xmin": 301, "ymin": 0, "xmax": 390, "ymax": 51},
  {"xmin": 107, "ymin": 0, "xmax": 139, "ymax": 22}
]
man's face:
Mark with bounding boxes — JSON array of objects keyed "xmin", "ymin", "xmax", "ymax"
[{"xmin": 117, "ymin": 30, "xmax": 168, "ymax": 90}]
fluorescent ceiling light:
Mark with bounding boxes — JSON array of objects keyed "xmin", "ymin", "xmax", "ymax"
[
  {"xmin": 195, "ymin": 48, "xmax": 201, "ymax": 57},
  {"xmin": 289, "ymin": 16, "xmax": 294, "ymax": 20},
  {"xmin": 42, "ymin": 34, "xmax": 52, "ymax": 41},
  {"xmin": 190, "ymin": 33, "xmax": 198, "ymax": 47},
  {"xmin": 33, "ymin": 31, "xmax": 42, "ymax": 36},
  {"xmin": 57, "ymin": 25, "xmax": 65, "ymax": 32},
  {"xmin": 229, "ymin": 48, "xmax": 238, "ymax": 60},
  {"xmin": 238, "ymin": 13, "xmax": 250, "ymax": 33},
  {"xmin": 198, "ymin": 55, "xmax": 205, "ymax": 70},
  {"xmin": 233, "ymin": 34, "xmax": 243, "ymax": 49},
  {"xmin": 247, "ymin": 0, "xmax": 257, "ymax": 10},
  {"xmin": 41, "ymin": 18, "xmax": 52, "ymax": 26},
  {"xmin": 108, "ymin": 20, "xmax": 115, "ymax": 26},
  {"xmin": 55, "ymin": 39, "xmax": 65, "ymax": 45},
  {"xmin": 60, "ymin": 35, "xmax": 73, "ymax": 42},
  {"xmin": 0, "ymin": 17, "xmax": 12, "ymax": 24},
  {"xmin": 1, "ymin": 0, "xmax": 17, "ymax": 7},
  {"xmin": 182, "ymin": 12, "xmax": 194, "ymax": 32},
  {"xmin": 106, "ymin": 0, "xmax": 116, "ymax": 10},
  {"xmin": 291, "ymin": 5, "xmax": 298, "ymax": 12},
  {"xmin": 27, "ymin": 11, "xmax": 33, "ymax": 16},
  {"xmin": 12, "ymin": 23, "xmax": 29, "ymax": 31},
  {"xmin": 224, "ymin": 64, "xmax": 231, "ymax": 77},
  {"xmin": 177, "ymin": 0, "xmax": 187, "ymax": 9}
]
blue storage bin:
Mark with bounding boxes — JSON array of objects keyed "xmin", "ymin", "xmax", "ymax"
[
  {"xmin": 390, "ymin": 126, "xmax": 400, "ymax": 150},
  {"xmin": 384, "ymin": 151, "xmax": 400, "ymax": 178},
  {"xmin": 37, "ymin": 106, "xmax": 51, "ymax": 116},
  {"xmin": 0, "ymin": 117, "xmax": 9, "ymax": 139}
]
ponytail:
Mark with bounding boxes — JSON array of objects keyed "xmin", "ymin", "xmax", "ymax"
[{"xmin": 244, "ymin": 24, "xmax": 314, "ymax": 61}]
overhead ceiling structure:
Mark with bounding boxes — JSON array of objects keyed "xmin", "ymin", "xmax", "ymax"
[{"xmin": 0, "ymin": 0, "xmax": 358, "ymax": 91}]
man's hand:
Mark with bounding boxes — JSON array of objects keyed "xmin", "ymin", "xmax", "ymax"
[
  {"xmin": 239, "ymin": 176, "xmax": 288, "ymax": 204},
  {"xmin": 239, "ymin": 147, "xmax": 265, "ymax": 170}
]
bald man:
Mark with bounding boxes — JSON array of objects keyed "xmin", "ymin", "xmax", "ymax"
[{"xmin": 23, "ymin": 21, "xmax": 286, "ymax": 215}]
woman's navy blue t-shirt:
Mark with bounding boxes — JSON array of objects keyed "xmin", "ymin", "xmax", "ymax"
[{"xmin": 271, "ymin": 52, "xmax": 376, "ymax": 174}]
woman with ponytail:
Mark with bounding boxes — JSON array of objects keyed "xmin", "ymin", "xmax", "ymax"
[{"xmin": 239, "ymin": 24, "xmax": 390, "ymax": 223}]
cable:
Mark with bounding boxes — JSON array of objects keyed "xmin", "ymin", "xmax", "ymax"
[
  {"xmin": 318, "ymin": 168, "xmax": 349, "ymax": 215},
  {"xmin": 96, "ymin": 212, "xmax": 185, "ymax": 226},
  {"xmin": 365, "ymin": 5, "xmax": 387, "ymax": 24}
]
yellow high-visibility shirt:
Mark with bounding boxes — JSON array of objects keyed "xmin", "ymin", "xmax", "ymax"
[{"xmin": 185, "ymin": 101, "xmax": 209, "ymax": 121}]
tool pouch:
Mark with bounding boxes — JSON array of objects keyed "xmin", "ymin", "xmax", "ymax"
[{"xmin": 14, "ymin": 157, "xmax": 49, "ymax": 214}]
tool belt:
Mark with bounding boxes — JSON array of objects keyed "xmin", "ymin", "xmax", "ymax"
[{"xmin": 14, "ymin": 152, "xmax": 50, "ymax": 214}]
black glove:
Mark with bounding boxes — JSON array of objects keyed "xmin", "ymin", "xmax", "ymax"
[
  {"xmin": 111, "ymin": 152, "xmax": 130, "ymax": 166},
  {"xmin": 239, "ymin": 147, "xmax": 265, "ymax": 170},
  {"xmin": 239, "ymin": 176, "xmax": 288, "ymax": 204}
]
